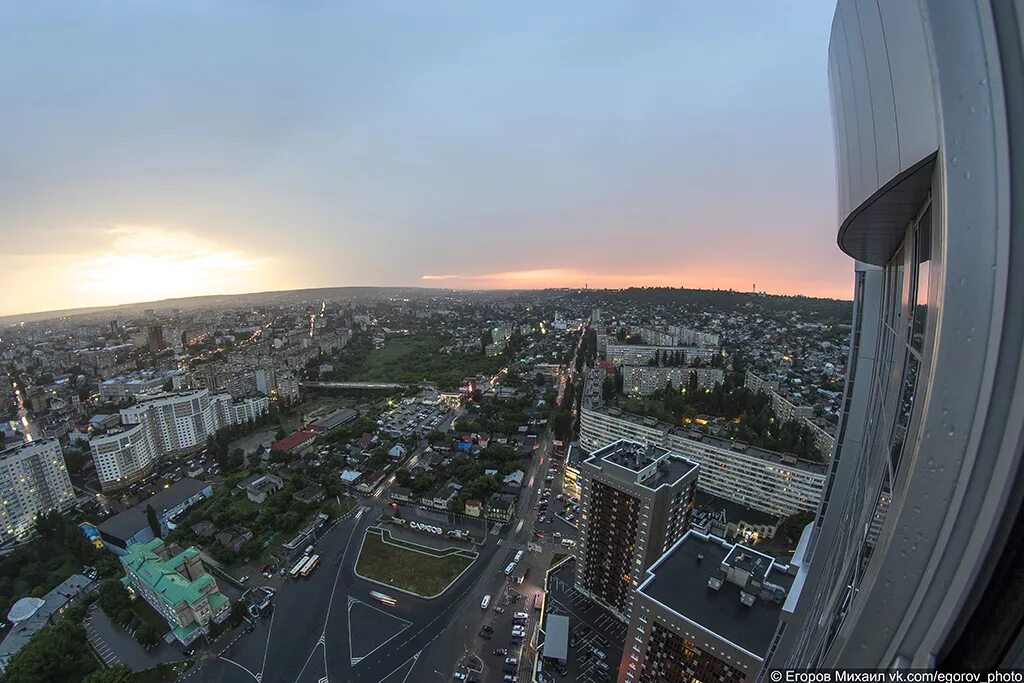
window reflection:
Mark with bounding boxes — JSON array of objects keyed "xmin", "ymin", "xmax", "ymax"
[{"xmin": 912, "ymin": 207, "xmax": 932, "ymax": 352}]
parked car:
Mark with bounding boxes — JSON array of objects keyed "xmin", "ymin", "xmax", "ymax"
[
  {"xmin": 505, "ymin": 657, "xmax": 518, "ymax": 665},
  {"xmin": 513, "ymin": 612, "xmax": 529, "ymax": 619},
  {"xmin": 493, "ymin": 648, "xmax": 508, "ymax": 656}
]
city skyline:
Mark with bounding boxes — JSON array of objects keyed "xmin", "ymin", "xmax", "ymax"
[{"xmin": 1, "ymin": 1, "xmax": 846, "ymax": 317}]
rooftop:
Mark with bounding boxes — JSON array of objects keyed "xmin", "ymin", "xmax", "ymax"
[
  {"xmin": 586, "ymin": 439, "xmax": 699, "ymax": 491},
  {"xmin": 0, "ymin": 574, "xmax": 93, "ymax": 665},
  {"xmin": 121, "ymin": 538, "xmax": 223, "ymax": 609},
  {"xmin": 310, "ymin": 408, "xmax": 358, "ymax": 431},
  {"xmin": 693, "ymin": 491, "xmax": 780, "ymax": 527},
  {"xmin": 588, "ymin": 406, "xmax": 826, "ymax": 474},
  {"xmin": 98, "ymin": 478, "xmax": 211, "ymax": 542},
  {"xmin": 638, "ymin": 531, "xmax": 794, "ymax": 658},
  {"xmin": 272, "ymin": 429, "xmax": 316, "ymax": 451}
]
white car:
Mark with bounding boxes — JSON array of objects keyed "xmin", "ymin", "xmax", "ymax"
[{"xmin": 513, "ymin": 612, "xmax": 529, "ymax": 620}]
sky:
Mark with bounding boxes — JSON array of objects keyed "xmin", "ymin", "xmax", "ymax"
[{"xmin": 0, "ymin": 1, "xmax": 847, "ymax": 317}]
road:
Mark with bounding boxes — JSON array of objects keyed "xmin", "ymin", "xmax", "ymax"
[{"xmin": 183, "ymin": 432, "xmax": 556, "ymax": 683}]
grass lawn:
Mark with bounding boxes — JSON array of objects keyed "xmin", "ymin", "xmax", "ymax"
[
  {"xmin": 347, "ymin": 335, "xmax": 505, "ymax": 389},
  {"xmin": 355, "ymin": 528, "xmax": 475, "ymax": 597},
  {"xmin": 132, "ymin": 598, "xmax": 170, "ymax": 634},
  {"xmin": 134, "ymin": 661, "xmax": 192, "ymax": 683}
]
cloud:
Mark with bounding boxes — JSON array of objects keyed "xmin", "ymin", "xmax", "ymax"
[{"xmin": 0, "ymin": 225, "xmax": 276, "ymax": 315}]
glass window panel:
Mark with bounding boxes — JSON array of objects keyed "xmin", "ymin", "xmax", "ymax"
[
  {"xmin": 912, "ymin": 207, "xmax": 932, "ymax": 352},
  {"xmin": 889, "ymin": 353, "xmax": 921, "ymax": 478}
]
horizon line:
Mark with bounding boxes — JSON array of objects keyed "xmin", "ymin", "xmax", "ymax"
[{"xmin": 0, "ymin": 283, "xmax": 853, "ymax": 324}]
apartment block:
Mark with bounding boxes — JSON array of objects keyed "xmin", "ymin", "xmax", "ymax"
[
  {"xmin": 621, "ymin": 366, "xmax": 724, "ymax": 398},
  {"xmin": 608, "ymin": 345, "xmax": 716, "ymax": 367},
  {"xmin": 581, "ymin": 406, "xmax": 825, "ymax": 516},
  {"xmin": 576, "ymin": 440, "xmax": 699, "ymax": 623},
  {"xmin": 620, "ymin": 531, "xmax": 794, "ymax": 683},
  {"xmin": 0, "ymin": 439, "xmax": 75, "ymax": 542}
]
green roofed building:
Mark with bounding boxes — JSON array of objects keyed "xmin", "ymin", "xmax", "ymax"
[{"xmin": 120, "ymin": 538, "xmax": 231, "ymax": 645}]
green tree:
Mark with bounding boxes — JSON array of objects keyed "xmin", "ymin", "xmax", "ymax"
[
  {"xmin": 136, "ymin": 623, "xmax": 160, "ymax": 648},
  {"xmin": 97, "ymin": 579, "xmax": 132, "ymax": 619},
  {"xmin": 146, "ymin": 504, "xmax": 161, "ymax": 539},
  {"xmin": 601, "ymin": 376, "xmax": 616, "ymax": 401},
  {"xmin": 2, "ymin": 619, "xmax": 98, "ymax": 683},
  {"xmin": 96, "ymin": 554, "xmax": 122, "ymax": 579},
  {"xmin": 84, "ymin": 664, "xmax": 135, "ymax": 683}
]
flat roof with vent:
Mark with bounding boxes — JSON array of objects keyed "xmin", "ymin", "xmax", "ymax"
[
  {"xmin": 586, "ymin": 439, "xmax": 698, "ymax": 491},
  {"xmin": 637, "ymin": 531, "xmax": 794, "ymax": 658}
]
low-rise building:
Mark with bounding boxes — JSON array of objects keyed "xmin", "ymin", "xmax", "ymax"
[
  {"xmin": 0, "ymin": 574, "xmax": 93, "ymax": 673},
  {"xmin": 242, "ymin": 473, "xmax": 284, "ymax": 504},
  {"xmin": 215, "ymin": 525, "xmax": 253, "ymax": 553},
  {"xmin": 486, "ymin": 493, "xmax": 517, "ymax": 523},
  {"xmin": 271, "ymin": 429, "xmax": 316, "ymax": 454},
  {"xmin": 97, "ymin": 478, "xmax": 213, "ymax": 553},
  {"xmin": 120, "ymin": 538, "xmax": 231, "ymax": 645},
  {"xmin": 691, "ymin": 491, "xmax": 781, "ymax": 543},
  {"xmin": 294, "ymin": 485, "xmax": 326, "ymax": 505}
]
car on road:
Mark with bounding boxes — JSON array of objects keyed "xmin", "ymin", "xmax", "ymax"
[
  {"xmin": 503, "ymin": 676, "xmax": 516, "ymax": 682},
  {"xmin": 492, "ymin": 648, "xmax": 508, "ymax": 656},
  {"xmin": 453, "ymin": 674, "xmax": 467, "ymax": 681},
  {"xmin": 479, "ymin": 625, "xmax": 494, "ymax": 639},
  {"xmin": 481, "ymin": 594, "xmax": 491, "ymax": 609},
  {"xmin": 182, "ymin": 648, "xmax": 195, "ymax": 657},
  {"xmin": 505, "ymin": 657, "xmax": 518, "ymax": 665}
]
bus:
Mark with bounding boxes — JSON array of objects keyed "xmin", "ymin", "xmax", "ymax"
[
  {"xmin": 370, "ymin": 591, "xmax": 397, "ymax": 606},
  {"xmin": 289, "ymin": 556, "xmax": 308, "ymax": 579},
  {"xmin": 513, "ymin": 550, "xmax": 524, "ymax": 563},
  {"xmin": 300, "ymin": 554, "xmax": 320, "ymax": 578}
]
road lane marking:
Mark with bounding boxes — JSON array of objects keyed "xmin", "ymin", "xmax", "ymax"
[{"xmin": 220, "ymin": 656, "xmax": 260, "ymax": 682}]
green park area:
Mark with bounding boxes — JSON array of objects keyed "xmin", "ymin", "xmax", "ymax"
[
  {"xmin": 354, "ymin": 527, "xmax": 476, "ymax": 598},
  {"xmin": 328, "ymin": 334, "xmax": 506, "ymax": 389}
]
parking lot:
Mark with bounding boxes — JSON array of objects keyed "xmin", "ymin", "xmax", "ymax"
[
  {"xmin": 377, "ymin": 398, "xmax": 452, "ymax": 438},
  {"xmin": 539, "ymin": 562, "xmax": 627, "ymax": 683}
]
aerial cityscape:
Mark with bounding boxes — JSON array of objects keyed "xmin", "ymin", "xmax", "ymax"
[{"xmin": 1, "ymin": 2, "xmax": 1023, "ymax": 683}]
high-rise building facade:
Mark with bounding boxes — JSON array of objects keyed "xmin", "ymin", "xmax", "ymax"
[
  {"xmin": 620, "ymin": 531, "xmax": 795, "ymax": 683},
  {"xmin": 575, "ymin": 440, "xmax": 699, "ymax": 623},
  {"xmin": 120, "ymin": 389, "xmax": 221, "ymax": 456},
  {"xmin": 767, "ymin": 1, "xmax": 1024, "ymax": 672},
  {"xmin": 89, "ymin": 422, "xmax": 158, "ymax": 490},
  {"xmin": 581, "ymin": 406, "xmax": 826, "ymax": 516},
  {"xmin": 0, "ymin": 439, "xmax": 75, "ymax": 542},
  {"xmin": 90, "ymin": 389, "xmax": 268, "ymax": 490}
]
